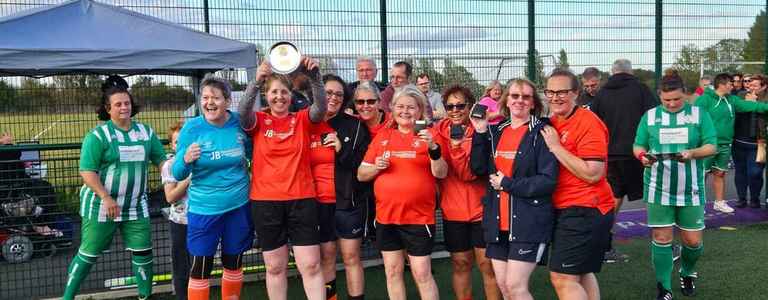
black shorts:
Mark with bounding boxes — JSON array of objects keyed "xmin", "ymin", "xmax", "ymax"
[
  {"xmin": 549, "ymin": 207, "xmax": 614, "ymax": 275},
  {"xmin": 251, "ymin": 198, "xmax": 319, "ymax": 251},
  {"xmin": 486, "ymin": 232, "xmax": 548, "ymax": 264},
  {"xmin": 375, "ymin": 222, "xmax": 435, "ymax": 256},
  {"xmin": 335, "ymin": 207, "xmax": 364, "ymax": 239},
  {"xmin": 317, "ymin": 203, "xmax": 338, "ymax": 243},
  {"xmin": 443, "ymin": 220, "xmax": 485, "ymax": 252},
  {"xmin": 607, "ymin": 159, "xmax": 644, "ymax": 201}
]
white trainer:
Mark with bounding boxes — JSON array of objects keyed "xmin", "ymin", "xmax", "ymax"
[{"xmin": 713, "ymin": 200, "xmax": 734, "ymax": 213}]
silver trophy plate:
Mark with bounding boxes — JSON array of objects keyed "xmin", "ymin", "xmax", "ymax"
[{"xmin": 269, "ymin": 42, "xmax": 301, "ymax": 74}]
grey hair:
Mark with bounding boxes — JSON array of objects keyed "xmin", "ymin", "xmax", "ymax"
[
  {"xmin": 356, "ymin": 56, "xmax": 377, "ymax": 68},
  {"xmin": 582, "ymin": 67, "xmax": 602, "ymax": 80},
  {"xmin": 200, "ymin": 74, "xmax": 232, "ymax": 100},
  {"xmin": 353, "ymin": 80, "xmax": 382, "ymax": 100},
  {"xmin": 391, "ymin": 84, "xmax": 428, "ymax": 120},
  {"xmin": 611, "ymin": 59, "xmax": 633, "ymax": 75}
]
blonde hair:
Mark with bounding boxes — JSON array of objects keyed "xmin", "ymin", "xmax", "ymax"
[{"xmin": 483, "ymin": 80, "xmax": 503, "ymax": 98}]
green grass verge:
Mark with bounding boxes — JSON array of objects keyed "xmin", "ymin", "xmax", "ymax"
[{"xmin": 120, "ymin": 222, "xmax": 768, "ymax": 300}]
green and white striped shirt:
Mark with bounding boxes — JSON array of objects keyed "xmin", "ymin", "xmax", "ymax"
[
  {"xmin": 79, "ymin": 121, "xmax": 165, "ymax": 221},
  {"xmin": 634, "ymin": 104, "xmax": 717, "ymax": 206}
]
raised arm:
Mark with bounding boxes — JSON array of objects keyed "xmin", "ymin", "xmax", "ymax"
[
  {"xmin": 305, "ymin": 57, "xmax": 328, "ymax": 123},
  {"xmin": 240, "ymin": 61, "xmax": 271, "ymax": 131}
]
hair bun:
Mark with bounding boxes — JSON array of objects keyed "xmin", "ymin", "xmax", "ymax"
[{"xmin": 102, "ymin": 75, "xmax": 129, "ymax": 92}]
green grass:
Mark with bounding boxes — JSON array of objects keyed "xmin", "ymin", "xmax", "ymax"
[
  {"xmin": 126, "ymin": 223, "xmax": 768, "ymax": 300},
  {"xmin": 1, "ymin": 110, "xmax": 184, "ymax": 214}
]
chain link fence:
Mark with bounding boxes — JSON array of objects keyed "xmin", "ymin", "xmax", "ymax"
[{"xmin": 0, "ymin": 0, "xmax": 766, "ymax": 298}]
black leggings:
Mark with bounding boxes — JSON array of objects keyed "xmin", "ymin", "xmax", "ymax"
[{"xmin": 189, "ymin": 253, "xmax": 242, "ymax": 279}]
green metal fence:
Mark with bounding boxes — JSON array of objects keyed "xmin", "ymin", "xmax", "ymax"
[{"xmin": 0, "ymin": 0, "xmax": 766, "ymax": 299}]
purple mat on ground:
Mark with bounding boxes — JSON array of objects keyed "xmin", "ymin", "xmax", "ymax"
[{"xmin": 614, "ymin": 200, "xmax": 768, "ymax": 240}]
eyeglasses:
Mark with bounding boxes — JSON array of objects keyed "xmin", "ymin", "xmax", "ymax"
[
  {"xmin": 445, "ymin": 103, "xmax": 467, "ymax": 111},
  {"xmin": 510, "ymin": 93, "xmax": 534, "ymax": 101},
  {"xmin": 326, "ymin": 90, "xmax": 344, "ymax": 98},
  {"xmin": 544, "ymin": 89, "xmax": 573, "ymax": 98},
  {"xmin": 744, "ymin": 79, "xmax": 753, "ymax": 83},
  {"xmin": 354, "ymin": 99, "xmax": 378, "ymax": 106}
]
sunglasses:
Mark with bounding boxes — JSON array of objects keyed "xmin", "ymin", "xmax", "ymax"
[
  {"xmin": 510, "ymin": 93, "xmax": 534, "ymax": 101},
  {"xmin": 445, "ymin": 103, "xmax": 468, "ymax": 111},
  {"xmin": 354, "ymin": 99, "xmax": 378, "ymax": 106}
]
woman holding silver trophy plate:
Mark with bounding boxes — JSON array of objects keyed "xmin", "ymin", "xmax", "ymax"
[{"xmin": 239, "ymin": 42, "xmax": 329, "ymax": 300}]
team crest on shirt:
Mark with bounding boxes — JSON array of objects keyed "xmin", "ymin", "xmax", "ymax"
[
  {"xmin": 128, "ymin": 130, "xmax": 147, "ymax": 141},
  {"xmin": 412, "ymin": 140, "xmax": 421, "ymax": 147}
]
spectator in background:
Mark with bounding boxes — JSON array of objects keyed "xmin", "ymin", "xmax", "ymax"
[
  {"xmin": 161, "ymin": 121, "xmax": 191, "ymax": 300},
  {"xmin": 694, "ymin": 75, "xmax": 711, "ymax": 96},
  {"xmin": 591, "ymin": 59, "xmax": 657, "ymax": 263},
  {"xmin": 695, "ymin": 73, "xmax": 768, "ymax": 213},
  {"xmin": 733, "ymin": 74, "xmax": 768, "ymax": 208},
  {"xmin": 416, "ymin": 73, "xmax": 447, "ymax": 121},
  {"xmin": 731, "ymin": 73, "xmax": 746, "ymax": 96},
  {"xmin": 290, "ymin": 73, "xmax": 313, "ymax": 112},
  {"xmin": 478, "ymin": 80, "xmax": 505, "ymax": 125},
  {"xmin": 380, "ymin": 61, "xmax": 434, "ymax": 119},
  {"xmin": 348, "ymin": 56, "xmax": 385, "ymax": 92},
  {"xmin": 578, "ymin": 67, "xmax": 602, "ymax": 109}
]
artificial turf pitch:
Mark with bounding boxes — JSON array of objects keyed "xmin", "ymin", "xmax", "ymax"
[{"xmin": 131, "ymin": 222, "xmax": 767, "ymax": 300}]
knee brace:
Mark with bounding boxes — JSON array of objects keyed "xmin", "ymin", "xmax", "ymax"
[
  {"xmin": 190, "ymin": 256, "xmax": 215, "ymax": 279},
  {"xmin": 222, "ymin": 254, "xmax": 243, "ymax": 270}
]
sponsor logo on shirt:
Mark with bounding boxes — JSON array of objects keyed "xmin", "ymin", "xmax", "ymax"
[
  {"xmin": 495, "ymin": 151, "xmax": 516, "ymax": 160},
  {"xmin": 391, "ymin": 151, "xmax": 417, "ymax": 159}
]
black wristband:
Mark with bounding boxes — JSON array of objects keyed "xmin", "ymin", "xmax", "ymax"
[{"xmin": 428, "ymin": 144, "xmax": 442, "ymax": 160}]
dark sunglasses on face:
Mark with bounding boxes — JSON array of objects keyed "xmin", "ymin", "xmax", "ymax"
[
  {"xmin": 354, "ymin": 99, "xmax": 378, "ymax": 106},
  {"xmin": 445, "ymin": 103, "xmax": 468, "ymax": 111},
  {"xmin": 510, "ymin": 93, "xmax": 534, "ymax": 101}
]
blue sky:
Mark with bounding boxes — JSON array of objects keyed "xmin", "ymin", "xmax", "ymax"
[{"xmin": 2, "ymin": 0, "xmax": 764, "ymax": 84}]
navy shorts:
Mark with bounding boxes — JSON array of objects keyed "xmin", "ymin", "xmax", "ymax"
[
  {"xmin": 317, "ymin": 203, "xmax": 338, "ymax": 243},
  {"xmin": 187, "ymin": 202, "xmax": 254, "ymax": 257},
  {"xmin": 549, "ymin": 207, "xmax": 614, "ymax": 275},
  {"xmin": 486, "ymin": 231, "xmax": 548, "ymax": 264},
  {"xmin": 335, "ymin": 207, "xmax": 364, "ymax": 239}
]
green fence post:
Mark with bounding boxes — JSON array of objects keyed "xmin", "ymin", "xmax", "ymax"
[
  {"xmin": 764, "ymin": 0, "xmax": 768, "ymax": 74},
  {"xmin": 655, "ymin": 0, "xmax": 662, "ymax": 91},
  {"xmin": 380, "ymin": 0, "xmax": 389, "ymax": 85},
  {"xmin": 203, "ymin": 0, "xmax": 210, "ymax": 33},
  {"xmin": 527, "ymin": 0, "xmax": 536, "ymax": 84}
]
